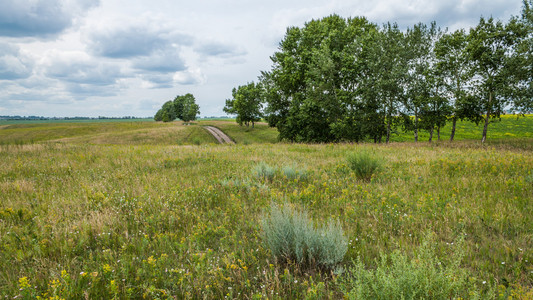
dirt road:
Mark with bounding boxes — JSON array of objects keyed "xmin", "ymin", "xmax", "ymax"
[{"xmin": 204, "ymin": 126, "xmax": 235, "ymax": 144}]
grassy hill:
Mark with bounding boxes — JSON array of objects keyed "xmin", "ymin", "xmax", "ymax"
[
  {"xmin": 0, "ymin": 121, "xmax": 217, "ymax": 145},
  {"xmin": 0, "ymin": 117, "xmax": 532, "ymax": 298}
]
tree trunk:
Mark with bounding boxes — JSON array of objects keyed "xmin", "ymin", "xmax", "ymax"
[
  {"xmin": 481, "ymin": 92, "xmax": 492, "ymax": 143},
  {"xmin": 386, "ymin": 117, "xmax": 391, "ymax": 143},
  {"xmin": 429, "ymin": 128, "xmax": 433, "ymax": 142},
  {"xmin": 450, "ymin": 116, "xmax": 457, "ymax": 142},
  {"xmin": 437, "ymin": 126, "xmax": 441, "ymax": 141},
  {"xmin": 414, "ymin": 112, "xmax": 419, "ymax": 142}
]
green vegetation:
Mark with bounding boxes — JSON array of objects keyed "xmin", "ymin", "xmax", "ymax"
[
  {"xmin": 224, "ymin": 82, "xmax": 263, "ymax": 127},
  {"xmin": 261, "ymin": 203, "xmax": 347, "ymax": 271},
  {"xmin": 341, "ymin": 233, "xmax": 474, "ymax": 299},
  {"xmin": 1, "ymin": 122, "xmax": 532, "ymax": 297},
  {"xmin": 233, "ymin": 1, "xmax": 532, "ymax": 143},
  {"xmin": 201, "ymin": 120, "xmax": 279, "ymax": 144},
  {"xmin": 346, "ymin": 151, "xmax": 382, "ymax": 181},
  {"xmin": 154, "ymin": 93, "xmax": 200, "ymax": 123},
  {"xmin": 0, "ymin": 121, "xmax": 217, "ymax": 145}
]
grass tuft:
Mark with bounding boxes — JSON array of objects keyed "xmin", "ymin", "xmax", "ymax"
[{"xmin": 346, "ymin": 151, "xmax": 381, "ymax": 181}]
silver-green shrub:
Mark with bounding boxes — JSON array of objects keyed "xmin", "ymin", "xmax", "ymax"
[
  {"xmin": 261, "ymin": 203, "xmax": 347, "ymax": 270},
  {"xmin": 346, "ymin": 151, "xmax": 381, "ymax": 181},
  {"xmin": 282, "ymin": 165, "xmax": 309, "ymax": 181},
  {"xmin": 253, "ymin": 162, "xmax": 276, "ymax": 181}
]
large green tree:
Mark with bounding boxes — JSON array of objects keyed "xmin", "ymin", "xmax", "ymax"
[
  {"xmin": 435, "ymin": 29, "xmax": 483, "ymax": 141},
  {"xmin": 467, "ymin": 17, "xmax": 521, "ymax": 143}
]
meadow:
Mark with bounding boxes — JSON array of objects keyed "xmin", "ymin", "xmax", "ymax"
[{"xmin": 0, "ymin": 117, "xmax": 532, "ymax": 299}]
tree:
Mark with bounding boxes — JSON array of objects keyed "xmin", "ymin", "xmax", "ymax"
[
  {"xmin": 435, "ymin": 29, "xmax": 483, "ymax": 141},
  {"xmin": 224, "ymin": 82, "xmax": 263, "ymax": 127},
  {"xmin": 467, "ymin": 17, "xmax": 520, "ymax": 143},
  {"xmin": 508, "ymin": 0, "xmax": 533, "ymax": 114},
  {"xmin": 153, "ymin": 93, "xmax": 200, "ymax": 123},
  {"xmin": 364, "ymin": 23, "xmax": 409, "ymax": 143},
  {"xmin": 179, "ymin": 93, "xmax": 200, "ymax": 123}
]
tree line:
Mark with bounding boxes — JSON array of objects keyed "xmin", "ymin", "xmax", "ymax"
[
  {"xmin": 154, "ymin": 93, "xmax": 200, "ymax": 123},
  {"xmin": 225, "ymin": 1, "xmax": 532, "ymax": 143}
]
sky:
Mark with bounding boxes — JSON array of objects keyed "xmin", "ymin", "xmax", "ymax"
[{"xmin": 0, "ymin": 0, "xmax": 524, "ymax": 118}]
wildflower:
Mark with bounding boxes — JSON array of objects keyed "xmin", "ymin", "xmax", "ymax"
[
  {"xmin": 103, "ymin": 264, "xmax": 112, "ymax": 272},
  {"xmin": 18, "ymin": 277, "xmax": 30, "ymax": 290}
]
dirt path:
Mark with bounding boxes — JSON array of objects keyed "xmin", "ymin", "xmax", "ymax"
[{"xmin": 204, "ymin": 126, "xmax": 235, "ymax": 144}]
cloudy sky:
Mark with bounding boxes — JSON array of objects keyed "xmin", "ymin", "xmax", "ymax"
[{"xmin": 0, "ymin": 0, "xmax": 524, "ymax": 117}]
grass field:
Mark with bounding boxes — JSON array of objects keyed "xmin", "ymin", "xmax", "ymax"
[{"xmin": 0, "ymin": 117, "xmax": 532, "ymax": 299}]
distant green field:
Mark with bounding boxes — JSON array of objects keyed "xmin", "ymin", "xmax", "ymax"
[
  {"xmin": 0, "ymin": 118, "xmax": 153, "ymax": 125},
  {"xmin": 391, "ymin": 114, "xmax": 533, "ymax": 142}
]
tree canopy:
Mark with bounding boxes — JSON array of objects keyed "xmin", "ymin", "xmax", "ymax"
[
  {"xmin": 154, "ymin": 93, "xmax": 200, "ymax": 123},
  {"xmin": 230, "ymin": 2, "xmax": 531, "ymax": 143}
]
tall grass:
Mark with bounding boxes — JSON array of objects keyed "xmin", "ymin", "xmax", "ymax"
[{"xmin": 0, "ymin": 134, "xmax": 532, "ymax": 298}]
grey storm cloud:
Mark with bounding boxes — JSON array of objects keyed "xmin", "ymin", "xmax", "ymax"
[
  {"xmin": 0, "ymin": 43, "xmax": 34, "ymax": 80},
  {"xmin": 0, "ymin": 0, "xmax": 100, "ymax": 38}
]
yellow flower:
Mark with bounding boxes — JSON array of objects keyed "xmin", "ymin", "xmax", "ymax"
[
  {"xmin": 103, "ymin": 264, "xmax": 112, "ymax": 273},
  {"xmin": 18, "ymin": 277, "xmax": 30, "ymax": 290}
]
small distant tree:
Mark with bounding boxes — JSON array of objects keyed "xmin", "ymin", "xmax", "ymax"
[
  {"xmin": 154, "ymin": 93, "xmax": 200, "ymax": 123},
  {"xmin": 224, "ymin": 82, "xmax": 263, "ymax": 127}
]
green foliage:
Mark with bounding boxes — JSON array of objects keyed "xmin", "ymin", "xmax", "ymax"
[
  {"xmin": 346, "ymin": 151, "xmax": 381, "ymax": 181},
  {"xmin": 224, "ymin": 82, "xmax": 263, "ymax": 127},
  {"xmin": 261, "ymin": 203, "xmax": 347, "ymax": 270},
  {"xmin": 257, "ymin": 8, "xmax": 530, "ymax": 143},
  {"xmin": 341, "ymin": 234, "xmax": 477, "ymax": 299},
  {"xmin": 253, "ymin": 162, "xmax": 276, "ymax": 181},
  {"xmin": 154, "ymin": 93, "xmax": 200, "ymax": 123}
]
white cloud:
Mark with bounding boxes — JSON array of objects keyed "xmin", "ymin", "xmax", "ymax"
[{"xmin": 0, "ymin": 43, "xmax": 34, "ymax": 80}]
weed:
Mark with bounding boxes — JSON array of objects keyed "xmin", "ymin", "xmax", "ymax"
[{"xmin": 341, "ymin": 233, "xmax": 479, "ymax": 299}]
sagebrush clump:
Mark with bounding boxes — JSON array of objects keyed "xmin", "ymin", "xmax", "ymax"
[
  {"xmin": 282, "ymin": 165, "xmax": 308, "ymax": 181},
  {"xmin": 253, "ymin": 162, "xmax": 276, "ymax": 181},
  {"xmin": 261, "ymin": 203, "xmax": 347, "ymax": 270}
]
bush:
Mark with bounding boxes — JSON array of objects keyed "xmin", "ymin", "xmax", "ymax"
[
  {"xmin": 261, "ymin": 203, "xmax": 347, "ymax": 270},
  {"xmin": 282, "ymin": 165, "xmax": 308, "ymax": 181},
  {"xmin": 253, "ymin": 162, "xmax": 276, "ymax": 181},
  {"xmin": 341, "ymin": 234, "xmax": 480, "ymax": 299},
  {"xmin": 346, "ymin": 151, "xmax": 381, "ymax": 181}
]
